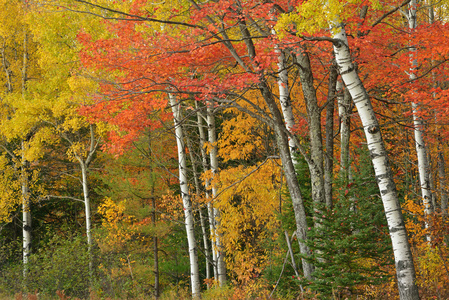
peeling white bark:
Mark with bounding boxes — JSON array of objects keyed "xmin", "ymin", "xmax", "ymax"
[
  {"xmin": 169, "ymin": 93, "xmax": 200, "ymax": 298},
  {"xmin": 274, "ymin": 43, "xmax": 298, "ymax": 165},
  {"xmin": 331, "ymin": 22, "xmax": 420, "ymax": 300},
  {"xmin": 408, "ymin": 0, "xmax": 433, "ymax": 238},
  {"xmin": 196, "ymin": 107, "xmax": 218, "ymax": 280},
  {"xmin": 206, "ymin": 100, "xmax": 227, "ymax": 287},
  {"xmin": 21, "ymin": 141, "xmax": 31, "ymax": 283}
]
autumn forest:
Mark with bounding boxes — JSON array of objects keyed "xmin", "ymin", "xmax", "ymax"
[{"xmin": 0, "ymin": 0, "xmax": 448, "ymax": 299}]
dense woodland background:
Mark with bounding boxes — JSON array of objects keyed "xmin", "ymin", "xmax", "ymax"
[{"xmin": 0, "ymin": 0, "xmax": 448, "ymax": 299}]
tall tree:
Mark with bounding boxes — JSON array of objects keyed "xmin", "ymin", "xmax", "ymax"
[
  {"xmin": 408, "ymin": 0, "xmax": 433, "ymax": 238},
  {"xmin": 329, "ymin": 10, "xmax": 420, "ymax": 300},
  {"xmin": 168, "ymin": 93, "xmax": 200, "ymax": 298}
]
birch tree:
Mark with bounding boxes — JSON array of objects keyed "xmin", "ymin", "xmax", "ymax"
[
  {"xmin": 196, "ymin": 105, "xmax": 218, "ymax": 280},
  {"xmin": 206, "ymin": 100, "xmax": 227, "ymax": 286},
  {"xmin": 168, "ymin": 93, "xmax": 200, "ymax": 299},
  {"xmin": 330, "ymin": 17, "xmax": 420, "ymax": 300},
  {"xmin": 408, "ymin": 0, "xmax": 433, "ymax": 234}
]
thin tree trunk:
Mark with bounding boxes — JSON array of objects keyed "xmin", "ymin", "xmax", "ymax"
[
  {"xmin": 275, "ymin": 45, "xmax": 298, "ymax": 165},
  {"xmin": 186, "ymin": 134, "xmax": 211, "ymax": 288},
  {"xmin": 409, "ymin": 0, "xmax": 433, "ymax": 239},
  {"xmin": 206, "ymin": 100, "xmax": 227, "ymax": 287},
  {"xmin": 325, "ymin": 64, "xmax": 338, "ymax": 208},
  {"xmin": 80, "ymin": 162, "xmax": 93, "ymax": 277},
  {"xmin": 72, "ymin": 125, "xmax": 98, "ymax": 285},
  {"xmin": 169, "ymin": 93, "xmax": 200, "ymax": 298},
  {"xmin": 21, "ymin": 141, "xmax": 31, "ymax": 288},
  {"xmin": 196, "ymin": 106, "xmax": 218, "ymax": 280},
  {"xmin": 259, "ymin": 80, "xmax": 313, "ymax": 280},
  {"xmin": 338, "ymin": 82, "xmax": 351, "ymax": 182},
  {"xmin": 295, "ymin": 51, "xmax": 326, "ymax": 208},
  {"xmin": 148, "ymin": 134, "xmax": 160, "ymax": 299},
  {"xmin": 438, "ymin": 138, "xmax": 448, "ymax": 216},
  {"xmin": 331, "ymin": 21, "xmax": 420, "ymax": 300},
  {"xmin": 199, "ymin": 209, "xmax": 210, "ymax": 288},
  {"xmin": 152, "ymin": 196, "xmax": 159, "ymax": 299},
  {"xmin": 21, "ymin": 33, "xmax": 31, "ymax": 289}
]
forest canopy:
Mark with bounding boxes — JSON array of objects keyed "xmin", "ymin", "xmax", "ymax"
[{"xmin": 0, "ymin": 0, "xmax": 448, "ymax": 299}]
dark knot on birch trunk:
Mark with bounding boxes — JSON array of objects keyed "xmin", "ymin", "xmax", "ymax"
[{"xmin": 368, "ymin": 125, "xmax": 379, "ymax": 134}]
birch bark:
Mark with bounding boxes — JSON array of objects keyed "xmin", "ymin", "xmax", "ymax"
[
  {"xmin": 408, "ymin": 0, "xmax": 433, "ymax": 227},
  {"xmin": 68, "ymin": 125, "xmax": 99, "ymax": 281},
  {"xmin": 186, "ymin": 134, "xmax": 211, "ymax": 287},
  {"xmin": 274, "ymin": 44, "xmax": 298, "ymax": 165},
  {"xmin": 21, "ymin": 33, "xmax": 31, "ymax": 288},
  {"xmin": 168, "ymin": 93, "xmax": 201, "ymax": 298},
  {"xmin": 331, "ymin": 21, "xmax": 420, "ymax": 300},
  {"xmin": 196, "ymin": 106, "xmax": 218, "ymax": 280},
  {"xmin": 338, "ymin": 82, "xmax": 351, "ymax": 181},
  {"xmin": 206, "ymin": 100, "xmax": 227, "ymax": 287},
  {"xmin": 21, "ymin": 141, "xmax": 31, "ymax": 284}
]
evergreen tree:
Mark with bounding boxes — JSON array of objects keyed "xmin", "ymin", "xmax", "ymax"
[{"xmin": 301, "ymin": 148, "xmax": 393, "ymax": 297}]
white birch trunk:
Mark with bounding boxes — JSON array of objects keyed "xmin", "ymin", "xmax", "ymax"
[
  {"xmin": 186, "ymin": 135, "xmax": 211, "ymax": 287},
  {"xmin": 70, "ymin": 125, "xmax": 98, "ymax": 282},
  {"xmin": 21, "ymin": 141, "xmax": 31, "ymax": 284},
  {"xmin": 206, "ymin": 100, "xmax": 227, "ymax": 287},
  {"xmin": 338, "ymin": 81, "xmax": 351, "ymax": 181},
  {"xmin": 207, "ymin": 204, "xmax": 217, "ymax": 280},
  {"xmin": 331, "ymin": 21, "xmax": 420, "ymax": 300},
  {"xmin": 21, "ymin": 34, "xmax": 31, "ymax": 286},
  {"xmin": 408, "ymin": 0, "xmax": 433, "ymax": 235},
  {"xmin": 196, "ymin": 107, "xmax": 218, "ymax": 280},
  {"xmin": 199, "ymin": 209, "xmax": 210, "ymax": 287},
  {"xmin": 80, "ymin": 162, "xmax": 93, "ymax": 268},
  {"xmin": 274, "ymin": 40, "xmax": 298, "ymax": 165},
  {"xmin": 169, "ymin": 93, "xmax": 200, "ymax": 298}
]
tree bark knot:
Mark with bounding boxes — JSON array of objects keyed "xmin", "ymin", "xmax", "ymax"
[{"xmin": 368, "ymin": 125, "xmax": 379, "ymax": 134}]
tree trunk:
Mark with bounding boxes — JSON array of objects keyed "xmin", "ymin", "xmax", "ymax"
[
  {"xmin": 206, "ymin": 100, "xmax": 227, "ymax": 287},
  {"xmin": 275, "ymin": 46, "xmax": 298, "ymax": 165},
  {"xmin": 325, "ymin": 65, "xmax": 338, "ymax": 208},
  {"xmin": 168, "ymin": 93, "xmax": 200, "ymax": 298},
  {"xmin": 259, "ymin": 80, "xmax": 313, "ymax": 280},
  {"xmin": 338, "ymin": 81, "xmax": 351, "ymax": 182},
  {"xmin": 331, "ymin": 21, "xmax": 420, "ymax": 300},
  {"xmin": 148, "ymin": 134, "xmax": 160, "ymax": 299},
  {"xmin": 79, "ymin": 160, "xmax": 95, "ymax": 288},
  {"xmin": 408, "ymin": 0, "xmax": 433, "ymax": 232},
  {"xmin": 186, "ymin": 133, "xmax": 211, "ymax": 288},
  {"xmin": 21, "ymin": 141, "xmax": 31, "ymax": 288},
  {"xmin": 438, "ymin": 145, "xmax": 448, "ymax": 216},
  {"xmin": 21, "ymin": 33, "xmax": 31, "ymax": 289},
  {"xmin": 295, "ymin": 51, "xmax": 326, "ymax": 208},
  {"xmin": 152, "ymin": 196, "xmax": 160, "ymax": 299},
  {"xmin": 196, "ymin": 106, "xmax": 218, "ymax": 280}
]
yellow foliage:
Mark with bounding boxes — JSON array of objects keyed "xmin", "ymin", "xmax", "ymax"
[
  {"xmin": 275, "ymin": 0, "xmax": 383, "ymax": 37},
  {"xmin": 403, "ymin": 196, "xmax": 449, "ymax": 298},
  {"xmin": 97, "ymin": 197, "xmax": 137, "ymax": 251},
  {"xmin": 214, "ymin": 159, "xmax": 282, "ymax": 282},
  {"xmin": 218, "ymin": 89, "xmax": 272, "ymax": 162},
  {"xmin": 0, "ymin": 155, "xmax": 21, "ymax": 222}
]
